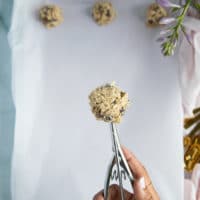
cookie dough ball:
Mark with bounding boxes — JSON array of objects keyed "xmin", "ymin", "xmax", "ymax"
[
  {"xmin": 39, "ymin": 5, "xmax": 63, "ymax": 28},
  {"xmin": 89, "ymin": 83, "xmax": 129, "ymax": 123},
  {"xmin": 146, "ymin": 3, "xmax": 167, "ymax": 27},
  {"xmin": 92, "ymin": 1, "xmax": 116, "ymax": 25}
]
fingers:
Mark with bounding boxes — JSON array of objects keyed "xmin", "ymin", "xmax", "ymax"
[
  {"xmin": 122, "ymin": 147, "xmax": 159, "ymax": 200},
  {"xmin": 93, "ymin": 185, "xmax": 134, "ymax": 200},
  {"xmin": 133, "ymin": 177, "xmax": 146, "ymax": 200},
  {"xmin": 108, "ymin": 185, "xmax": 134, "ymax": 200},
  {"xmin": 146, "ymin": 184, "xmax": 160, "ymax": 200},
  {"xmin": 122, "ymin": 146, "xmax": 148, "ymax": 179},
  {"xmin": 93, "ymin": 190, "xmax": 104, "ymax": 200},
  {"xmin": 93, "ymin": 184, "xmax": 156, "ymax": 200},
  {"xmin": 134, "ymin": 177, "xmax": 155, "ymax": 200},
  {"xmin": 94, "ymin": 147, "xmax": 159, "ymax": 200}
]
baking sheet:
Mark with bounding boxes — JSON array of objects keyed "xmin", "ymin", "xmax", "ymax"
[{"xmin": 9, "ymin": 0, "xmax": 184, "ymax": 199}]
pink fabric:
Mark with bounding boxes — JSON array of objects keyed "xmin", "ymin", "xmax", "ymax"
[
  {"xmin": 191, "ymin": 165, "xmax": 200, "ymax": 199},
  {"xmin": 184, "ymin": 179, "xmax": 196, "ymax": 200},
  {"xmin": 179, "ymin": 17, "xmax": 200, "ymax": 200},
  {"xmin": 179, "ymin": 17, "xmax": 200, "ymax": 117},
  {"xmin": 184, "ymin": 165, "xmax": 200, "ymax": 200}
]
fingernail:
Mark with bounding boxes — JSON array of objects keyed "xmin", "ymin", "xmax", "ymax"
[{"xmin": 139, "ymin": 177, "xmax": 146, "ymax": 189}]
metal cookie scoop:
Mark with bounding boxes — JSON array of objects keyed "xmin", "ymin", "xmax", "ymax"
[
  {"xmin": 88, "ymin": 83, "xmax": 133, "ymax": 200},
  {"xmin": 104, "ymin": 122, "xmax": 134, "ymax": 200}
]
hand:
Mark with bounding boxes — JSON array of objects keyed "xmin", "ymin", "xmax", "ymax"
[{"xmin": 93, "ymin": 146, "xmax": 159, "ymax": 200}]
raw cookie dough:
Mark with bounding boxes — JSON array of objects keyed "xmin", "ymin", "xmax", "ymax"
[
  {"xmin": 92, "ymin": 1, "xmax": 116, "ymax": 25},
  {"xmin": 146, "ymin": 3, "xmax": 167, "ymax": 27},
  {"xmin": 39, "ymin": 5, "xmax": 63, "ymax": 28},
  {"xmin": 89, "ymin": 83, "xmax": 129, "ymax": 123}
]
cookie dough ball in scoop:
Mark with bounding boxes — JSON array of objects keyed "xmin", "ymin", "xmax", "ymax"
[{"xmin": 89, "ymin": 83, "xmax": 129, "ymax": 123}]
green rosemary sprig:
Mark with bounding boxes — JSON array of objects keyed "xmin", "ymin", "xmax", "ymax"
[
  {"xmin": 162, "ymin": 0, "xmax": 191, "ymax": 55},
  {"xmin": 157, "ymin": 0, "xmax": 193, "ymax": 56}
]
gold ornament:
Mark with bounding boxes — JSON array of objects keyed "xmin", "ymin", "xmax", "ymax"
[
  {"xmin": 89, "ymin": 82, "xmax": 129, "ymax": 123},
  {"xmin": 184, "ymin": 107, "xmax": 200, "ymax": 172},
  {"xmin": 184, "ymin": 136, "xmax": 192, "ymax": 149},
  {"xmin": 92, "ymin": 1, "xmax": 116, "ymax": 26},
  {"xmin": 39, "ymin": 5, "xmax": 63, "ymax": 28},
  {"xmin": 184, "ymin": 135, "xmax": 200, "ymax": 172},
  {"xmin": 146, "ymin": 3, "xmax": 167, "ymax": 27}
]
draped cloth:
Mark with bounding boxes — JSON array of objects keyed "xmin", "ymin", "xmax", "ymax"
[
  {"xmin": 179, "ymin": 17, "xmax": 200, "ymax": 199},
  {"xmin": 179, "ymin": 17, "xmax": 200, "ymax": 117},
  {"xmin": 0, "ymin": 0, "xmax": 15, "ymax": 199}
]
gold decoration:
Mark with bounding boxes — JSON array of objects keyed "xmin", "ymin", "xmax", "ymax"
[
  {"xmin": 39, "ymin": 5, "xmax": 63, "ymax": 28},
  {"xmin": 92, "ymin": 1, "xmax": 116, "ymax": 26},
  {"xmin": 146, "ymin": 3, "xmax": 167, "ymax": 27},
  {"xmin": 89, "ymin": 82, "xmax": 129, "ymax": 123},
  {"xmin": 184, "ymin": 135, "xmax": 200, "ymax": 172},
  {"xmin": 193, "ymin": 107, "xmax": 200, "ymax": 115},
  {"xmin": 184, "ymin": 136, "xmax": 192, "ymax": 149},
  {"xmin": 184, "ymin": 107, "xmax": 200, "ymax": 172}
]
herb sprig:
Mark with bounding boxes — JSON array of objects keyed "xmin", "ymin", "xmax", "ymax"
[{"xmin": 157, "ymin": 0, "xmax": 196, "ymax": 56}]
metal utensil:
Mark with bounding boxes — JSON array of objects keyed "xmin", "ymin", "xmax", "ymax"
[{"xmin": 104, "ymin": 122, "xmax": 134, "ymax": 200}]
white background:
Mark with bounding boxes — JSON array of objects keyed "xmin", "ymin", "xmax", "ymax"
[{"xmin": 9, "ymin": 0, "xmax": 183, "ymax": 199}]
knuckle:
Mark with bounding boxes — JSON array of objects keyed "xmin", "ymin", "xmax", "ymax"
[{"xmin": 110, "ymin": 184, "xmax": 119, "ymax": 191}]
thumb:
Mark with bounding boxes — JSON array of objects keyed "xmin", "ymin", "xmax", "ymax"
[{"xmin": 134, "ymin": 177, "xmax": 146, "ymax": 200}]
